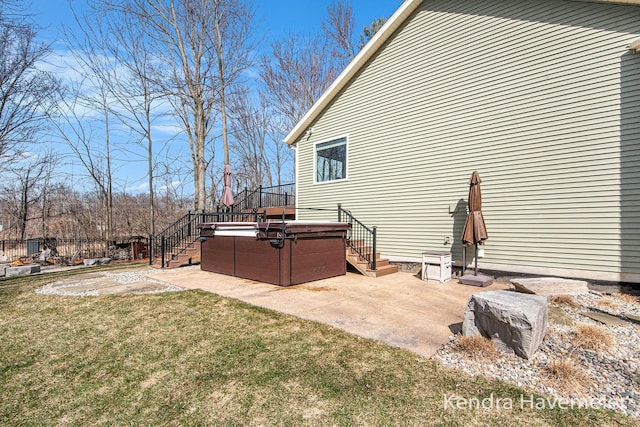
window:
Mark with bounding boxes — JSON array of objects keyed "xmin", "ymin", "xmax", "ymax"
[{"xmin": 315, "ymin": 137, "xmax": 347, "ymax": 183}]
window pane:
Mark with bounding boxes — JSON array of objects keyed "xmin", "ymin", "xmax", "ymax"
[{"xmin": 316, "ymin": 138, "xmax": 346, "ymax": 182}]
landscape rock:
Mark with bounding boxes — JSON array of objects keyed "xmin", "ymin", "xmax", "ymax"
[
  {"xmin": 547, "ymin": 306, "xmax": 574, "ymax": 326},
  {"xmin": 625, "ymin": 313, "xmax": 640, "ymax": 325},
  {"xmin": 439, "ymin": 291, "xmax": 640, "ymax": 418},
  {"xmin": 583, "ymin": 311, "xmax": 632, "ymax": 327},
  {"xmin": 83, "ymin": 258, "xmax": 113, "ymax": 266},
  {"xmin": 462, "ymin": 290, "xmax": 548, "ymax": 359},
  {"xmin": 511, "ymin": 277, "xmax": 589, "ymax": 296},
  {"xmin": 5, "ymin": 264, "xmax": 41, "ymax": 277},
  {"xmin": 39, "ymin": 249, "xmax": 52, "ymax": 263},
  {"xmin": 0, "ymin": 266, "xmax": 5, "ymax": 277}
]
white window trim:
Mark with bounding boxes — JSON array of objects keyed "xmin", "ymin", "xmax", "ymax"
[{"xmin": 313, "ymin": 134, "xmax": 349, "ymax": 185}]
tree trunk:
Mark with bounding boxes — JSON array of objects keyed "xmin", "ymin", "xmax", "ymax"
[{"xmin": 20, "ymin": 171, "xmax": 29, "ymax": 240}]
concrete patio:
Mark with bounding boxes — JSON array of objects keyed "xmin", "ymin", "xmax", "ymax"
[{"xmin": 147, "ymin": 267, "xmax": 508, "ymax": 358}]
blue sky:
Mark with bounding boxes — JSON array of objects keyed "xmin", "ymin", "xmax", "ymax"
[
  {"xmin": 31, "ymin": 1, "xmax": 401, "ymax": 42},
  {"xmin": 27, "ymin": 0, "xmax": 402, "ymax": 195}
]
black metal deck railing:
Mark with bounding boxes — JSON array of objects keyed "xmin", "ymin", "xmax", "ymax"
[
  {"xmin": 337, "ymin": 204, "xmax": 377, "ymax": 271},
  {"xmin": 150, "ymin": 201, "xmax": 378, "ymax": 272},
  {"xmin": 233, "ymin": 183, "xmax": 295, "ymax": 212},
  {"xmin": 149, "ymin": 210, "xmax": 266, "ymax": 268}
]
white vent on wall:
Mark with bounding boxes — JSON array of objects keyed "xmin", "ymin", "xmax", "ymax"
[{"xmin": 631, "ymin": 37, "xmax": 640, "ymax": 53}]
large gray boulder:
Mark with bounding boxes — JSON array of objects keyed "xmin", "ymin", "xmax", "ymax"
[
  {"xmin": 5, "ymin": 265, "xmax": 41, "ymax": 278},
  {"xmin": 511, "ymin": 277, "xmax": 589, "ymax": 296},
  {"xmin": 83, "ymin": 258, "xmax": 112, "ymax": 266},
  {"xmin": 462, "ymin": 290, "xmax": 548, "ymax": 359}
]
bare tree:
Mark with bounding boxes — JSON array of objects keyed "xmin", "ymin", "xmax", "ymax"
[
  {"xmin": 109, "ymin": 0, "xmax": 254, "ymax": 212},
  {"xmin": 228, "ymin": 88, "xmax": 272, "ymax": 189},
  {"xmin": 358, "ymin": 17, "xmax": 387, "ymax": 50},
  {"xmin": 324, "ymin": 2, "xmax": 388, "ymax": 65},
  {"xmin": 323, "ymin": 0, "xmax": 356, "ymax": 68},
  {"xmin": 267, "ymin": 114, "xmax": 294, "ymax": 186},
  {"xmin": 0, "ymin": 152, "xmax": 57, "ymax": 240},
  {"xmin": 81, "ymin": 2, "xmax": 165, "ymax": 235},
  {"xmin": 212, "ymin": 0, "xmax": 255, "ymax": 175},
  {"xmin": 101, "ymin": 0, "xmax": 214, "ymax": 212},
  {"xmin": 0, "ymin": 1, "xmax": 59, "ymax": 167},
  {"xmin": 261, "ymin": 32, "xmax": 340, "ymax": 133},
  {"xmin": 51, "ymin": 78, "xmax": 116, "ymax": 248}
]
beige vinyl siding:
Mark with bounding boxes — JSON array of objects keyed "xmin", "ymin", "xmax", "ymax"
[{"xmin": 295, "ymin": 0, "xmax": 640, "ymax": 281}]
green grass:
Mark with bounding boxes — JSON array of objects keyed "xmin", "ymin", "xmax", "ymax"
[{"xmin": 0, "ymin": 267, "xmax": 634, "ymax": 426}]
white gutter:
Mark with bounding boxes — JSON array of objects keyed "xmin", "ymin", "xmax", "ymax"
[{"xmin": 283, "ymin": 0, "xmax": 424, "ymax": 146}]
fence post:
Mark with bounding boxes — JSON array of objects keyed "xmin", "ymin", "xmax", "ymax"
[
  {"xmin": 372, "ymin": 226, "xmax": 377, "ymax": 271},
  {"xmin": 259, "ymin": 185, "xmax": 263, "ymax": 208}
]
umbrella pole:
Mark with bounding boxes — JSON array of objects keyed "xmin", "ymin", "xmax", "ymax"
[
  {"xmin": 474, "ymin": 243, "xmax": 478, "ymax": 276},
  {"xmin": 462, "ymin": 245, "xmax": 466, "ymax": 275}
]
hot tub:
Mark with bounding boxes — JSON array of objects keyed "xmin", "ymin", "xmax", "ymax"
[{"xmin": 198, "ymin": 221, "xmax": 351, "ymax": 286}]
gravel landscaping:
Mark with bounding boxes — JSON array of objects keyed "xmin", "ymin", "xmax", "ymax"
[
  {"xmin": 436, "ymin": 290, "xmax": 640, "ymax": 418},
  {"xmin": 35, "ymin": 269, "xmax": 184, "ymax": 296}
]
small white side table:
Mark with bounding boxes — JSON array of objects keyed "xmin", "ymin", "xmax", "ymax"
[{"xmin": 421, "ymin": 251, "xmax": 452, "ymax": 283}]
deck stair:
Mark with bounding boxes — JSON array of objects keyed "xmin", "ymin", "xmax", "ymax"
[
  {"xmin": 150, "ymin": 184, "xmax": 296, "ymax": 270},
  {"xmin": 164, "ymin": 239, "xmax": 201, "ymax": 269},
  {"xmin": 151, "ymin": 193, "xmax": 398, "ymax": 279},
  {"xmin": 338, "ymin": 204, "xmax": 398, "ymax": 278},
  {"xmin": 345, "ymin": 241, "xmax": 398, "ymax": 278}
]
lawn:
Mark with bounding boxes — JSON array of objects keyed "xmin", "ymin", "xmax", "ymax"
[{"xmin": 0, "ymin": 266, "xmax": 634, "ymax": 426}]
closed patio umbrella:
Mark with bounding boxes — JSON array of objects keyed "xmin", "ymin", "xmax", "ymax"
[
  {"xmin": 222, "ymin": 164, "xmax": 234, "ymax": 207},
  {"xmin": 461, "ymin": 171, "xmax": 488, "ymax": 275}
]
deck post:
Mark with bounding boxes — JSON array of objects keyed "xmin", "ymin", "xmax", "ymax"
[
  {"xmin": 372, "ymin": 226, "xmax": 377, "ymax": 271},
  {"xmin": 161, "ymin": 234, "xmax": 166, "ymax": 269}
]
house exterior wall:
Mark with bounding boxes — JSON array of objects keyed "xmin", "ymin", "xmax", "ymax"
[{"xmin": 294, "ymin": 0, "xmax": 640, "ymax": 283}]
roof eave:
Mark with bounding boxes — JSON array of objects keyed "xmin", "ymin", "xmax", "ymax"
[{"xmin": 283, "ymin": 0, "xmax": 424, "ymax": 146}]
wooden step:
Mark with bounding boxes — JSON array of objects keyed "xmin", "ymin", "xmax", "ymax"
[
  {"xmin": 153, "ymin": 241, "xmax": 201, "ymax": 269},
  {"xmin": 375, "ymin": 258, "xmax": 390, "ymax": 267},
  {"xmin": 166, "ymin": 251, "xmax": 200, "ymax": 269},
  {"xmin": 345, "ymin": 253, "xmax": 398, "ymax": 278},
  {"xmin": 368, "ymin": 264, "xmax": 399, "ymax": 277}
]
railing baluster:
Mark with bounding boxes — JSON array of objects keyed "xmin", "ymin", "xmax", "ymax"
[{"xmin": 337, "ymin": 204, "xmax": 377, "ymax": 272}]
